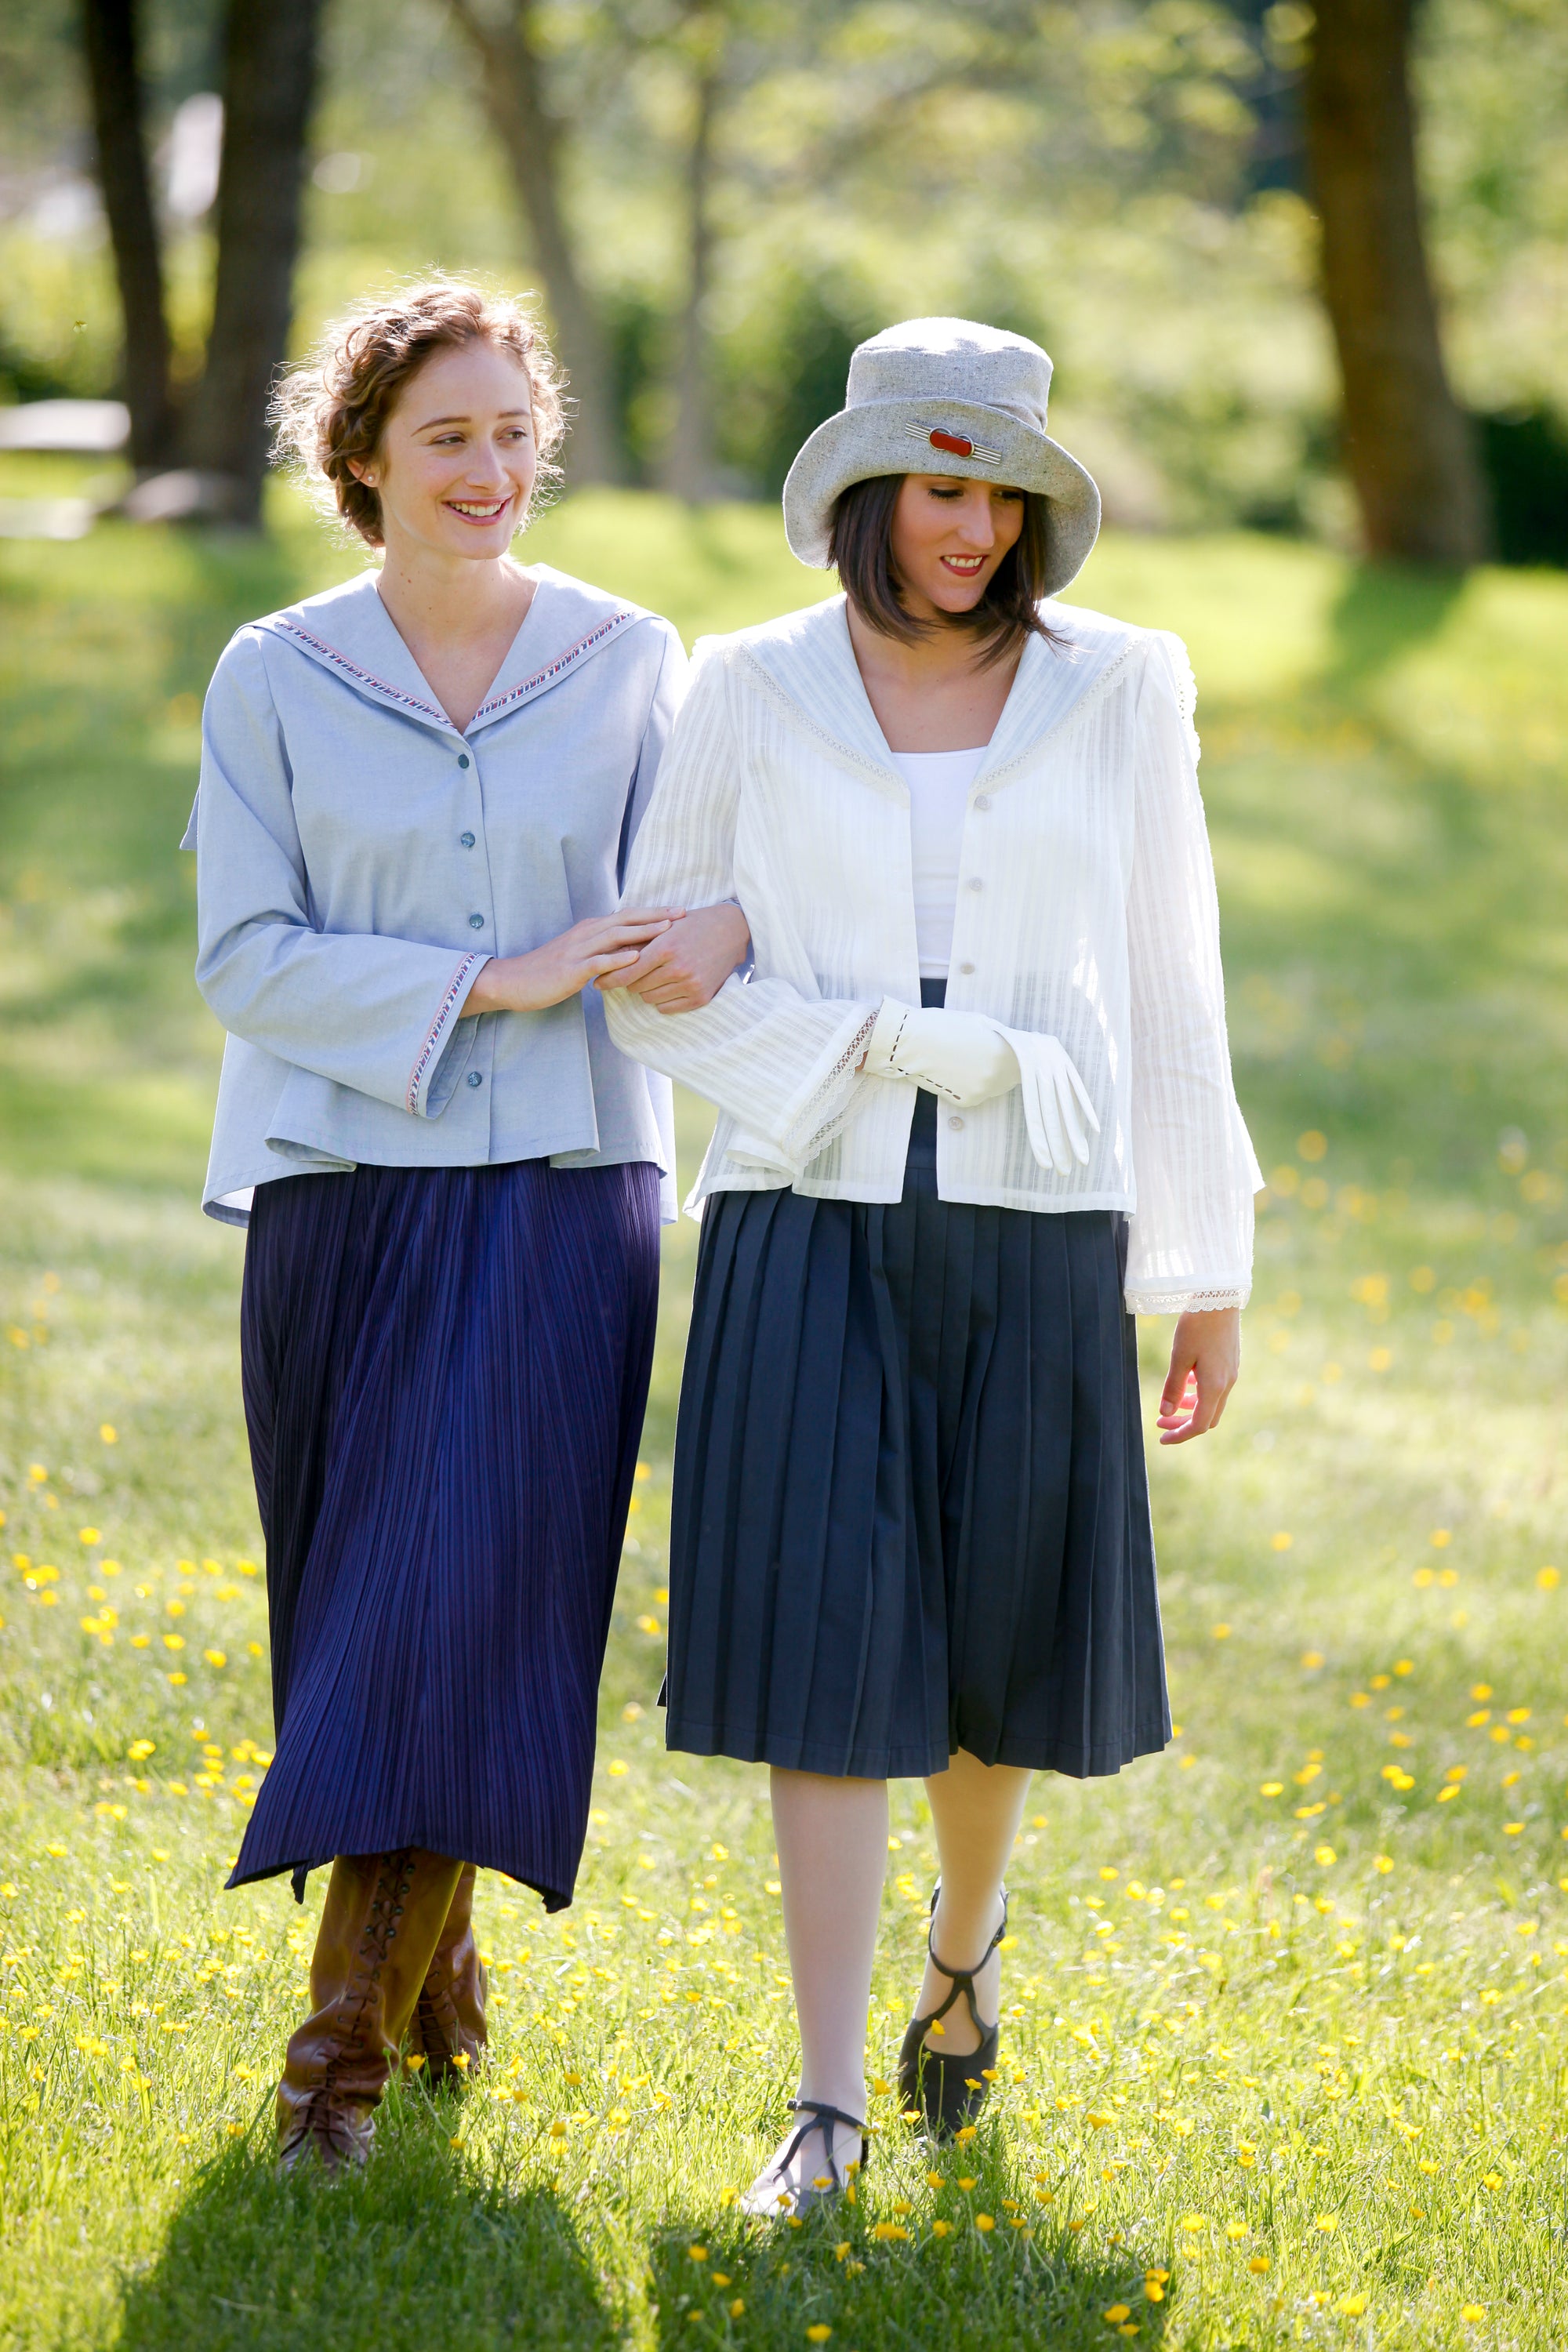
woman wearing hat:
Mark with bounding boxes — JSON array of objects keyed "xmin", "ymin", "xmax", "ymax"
[{"xmin": 602, "ymin": 318, "xmax": 1259, "ymax": 2212}]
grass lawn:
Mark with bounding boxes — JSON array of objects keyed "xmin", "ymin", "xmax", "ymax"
[{"xmin": 2, "ymin": 477, "xmax": 1567, "ymax": 2350}]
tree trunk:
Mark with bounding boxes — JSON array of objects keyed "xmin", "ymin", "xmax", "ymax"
[
  {"xmin": 448, "ymin": 0, "xmax": 623, "ymax": 485},
  {"xmin": 80, "ymin": 0, "xmax": 174, "ymax": 469},
  {"xmin": 661, "ymin": 59, "xmax": 722, "ymax": 504},
  {"xmin": 1304, "ymin": 0, "xmax": 1490, "ymax": 567},
  {"xmin": 182, "ymin": 0, "xmax": 326, "ymax": 523}
]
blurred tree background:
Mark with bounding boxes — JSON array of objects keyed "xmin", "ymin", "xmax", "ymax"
[{"xmin": 0, "ymin": 0, "xmax": 1565, "ymax": 550}]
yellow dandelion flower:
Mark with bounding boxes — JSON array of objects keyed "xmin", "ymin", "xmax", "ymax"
[
  {"xmin": 688, "ymin": 2245, "xmax": 707, "ymax": 2262},
  {"xmin": 203, "ymin": 1650, "xmax": 226, "ymax": 1668},
  {"xmin": 975, "ymin": 2213, "xmax": 995, "ymax": 2232},
  {"xmin": 806, "ymin": 2330, "xmax": 833, "ymax": 2345},
  {"xmin": 1225, "ymin": 2220, "xmax": 1248, "ymax": 2240},
  {"xmin": 931, "ymin": 2219, "xmax": 952, "ymax": 2237},
  {"xmin": 1104, "ymin": 2308, "xmax": 1131, "ymax": 2325},
  {"xmin": 1461, "ymin": 2307, "xmax": 1485, "ymax": 2324},
  {"xmin": 1315, "ymin": 2215, "xmax": 1337, "ymax": 2233},
  {"xmin": 1248, "ymin": 2255, "xmax": 1270, "ymax": 2274},
  {"xmin": 100, "ymin": 1425, "xmax": 117, "ymax": 1443},
  {"xmin": 78, "ymin": 1527, "xmax": 100, "ymax": 1546},
  {"xmin": 729, "ymin": 2301, "xmax": 745, "ymax": 2320},
  {"xmin": 1338, "ymin": 2295, "xmax": 1367, "ymax": 2316}
]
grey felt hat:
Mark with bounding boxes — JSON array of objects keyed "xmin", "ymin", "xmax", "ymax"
[{"xmin": 782, "ymin": 316, "xmax": 1101, "ymax": 595}]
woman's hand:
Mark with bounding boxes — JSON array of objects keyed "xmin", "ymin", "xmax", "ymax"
[
  {"xmin": 595, "ymin": 901, "xmax": 751, "ymax": 1014},
  {"xmin": 1156, "ymin": 1306, "xmax": 1241, "ymax": 1445},
  {"xmin": 462, "ymin": 909, "xmax": 683, "ymax": 1016}
]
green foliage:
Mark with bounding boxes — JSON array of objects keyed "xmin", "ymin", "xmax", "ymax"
[
  {"xmin": 2, "ymin": 492, "xmax": 1568, "ymax": 2345},
  {"xmin": 5, "ymin": 0, "xmax": 1566, "ymax": 535}
]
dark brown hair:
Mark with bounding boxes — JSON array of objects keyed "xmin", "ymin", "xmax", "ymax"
[
  {"xmin": 272, "ymin": 280, "xmax": 566, "ymax": 546},
  {"xmin": 828, "ymin": 474, "xmax": 1065, "ymax": 666}
]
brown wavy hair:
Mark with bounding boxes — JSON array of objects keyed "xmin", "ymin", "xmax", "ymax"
[
  {"xmin": 272, "ymin": 280, "xmax": 567, "ymax": 546},
  {"xmin": 828, "ymin": 474, "xmax": 1065, "ymax": 666}
]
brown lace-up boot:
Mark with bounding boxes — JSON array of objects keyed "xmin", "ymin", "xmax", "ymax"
[
  {"xmin": 275, "ymin": 1846, "xmax": 465, "ymax": 2170},
  {"xmin": 404, "ymin": 1862, "xmax": 488, "ymax": 2084}
]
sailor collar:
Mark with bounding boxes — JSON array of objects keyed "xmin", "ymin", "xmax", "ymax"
[{"xmin": 252, "ymin": 564, "xmax": 648, "ymax": 740}]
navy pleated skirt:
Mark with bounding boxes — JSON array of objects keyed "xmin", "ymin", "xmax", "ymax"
[
  {"xmin": 229, "ymin": 1156, "xmax": 661, "ymax": 1911},
  {"xmin": 666, "ymin": 997, "xmax": 1168, "ymax": 1782}
]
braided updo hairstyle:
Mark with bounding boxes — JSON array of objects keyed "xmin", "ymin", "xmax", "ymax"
[{"xmin": 272, "ymin": 280, "xmax": 567, "ymax": 546}]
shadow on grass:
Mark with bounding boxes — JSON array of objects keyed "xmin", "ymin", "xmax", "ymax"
[
  {"xmin": 649, "ymin": 2130, "xmax": 1174, "ymax": 2352},
  {"xmin": 116, "ymin": 2090, "xmax": 621, "ymax": 2352},
  {"xmin": 1323, "ymin": 560, "xmax": 1468, "ymax": 690}
]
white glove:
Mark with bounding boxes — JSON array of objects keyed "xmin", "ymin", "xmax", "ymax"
[
  {"xmin": 864, "ymin": 999, "xmax": 1101, "ymax": 1174},
  {"xmin": 998, "ymin": 1027, "xmax": 1102, "ymax": 1176},
  {"xmin": 864, "ymin": 1001, "xmax": 1021, "ymax": 1107}
]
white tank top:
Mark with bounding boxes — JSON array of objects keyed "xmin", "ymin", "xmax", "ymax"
[{"xmin": 891, "ymin": 746, "xmax": 988, "ymax": 978}]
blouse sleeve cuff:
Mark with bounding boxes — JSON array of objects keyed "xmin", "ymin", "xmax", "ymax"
[
  {"xmin": 1123, "ymin": 1279, "xmax": 1251, "ymax": 1316},
  {"xmin": 407, "ymin": 953, "xmax": 489, "ymax": 1118}
]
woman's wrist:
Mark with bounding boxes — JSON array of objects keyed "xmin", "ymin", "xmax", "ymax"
[{"xmin": 460, "ymin": 956, "xmax": 506, "ymax": 1018}]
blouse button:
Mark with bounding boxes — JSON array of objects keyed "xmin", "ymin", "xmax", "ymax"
[
  {"xmin": 460, "ymin": 831, "xmax": 476, "ymax": 848},
  {"xmin": 458, "ymin": 753, "xmax": 470, "ymax": 769},
  {"xmin": 466, "ymin": 1070, "xmax": 483, "ymax": 1088},
  {"xmin": 975, "ymin": 793, "xmax": 991, "ymax": 811},
  {"xmin": 468, "ymin": 913, "xmax": 485, "ymax": 929},
  {"xmin": 948, "ymin": 1115, "xmax": 964, "ymax": 1131},
  {"xmin": 958, "ymin": 960, "xmax": 975, "ymax": 975},
  {"xmin": 966, "ymin": 877, "xmax": 983, "ymax": 891}
]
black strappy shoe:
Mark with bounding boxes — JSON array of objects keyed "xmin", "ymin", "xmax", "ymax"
[
  {"xmin": 739, "ymin": 2097, "xmax": 869, "ymax": 2220},
  {"xmin": 897, "ymin": 1882, "xmax": 1007, "ymax": 2136}
]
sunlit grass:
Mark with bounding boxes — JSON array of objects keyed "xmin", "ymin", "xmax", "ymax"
[{"xmin": 2, "ymin": 491, "xmax": 1566, "ymax": 2346}]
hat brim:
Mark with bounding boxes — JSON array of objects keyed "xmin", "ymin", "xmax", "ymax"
[{"xmin": 782, "ymin": 397, "xmax": 1102, "ymax": 594}]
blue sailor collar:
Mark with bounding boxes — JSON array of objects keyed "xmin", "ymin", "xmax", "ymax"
[
  {"xmin": 251, "ymin": 563, "xmax": 650, "ymax": 740},
  {"xmin": 730, "ymin": 591, "xmax": 1142, "ymax": 795}
]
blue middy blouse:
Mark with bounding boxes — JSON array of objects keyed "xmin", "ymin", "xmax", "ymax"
[{"xmin": 185, "ymin": 563, "xmax": 685, "ymax": 1225}]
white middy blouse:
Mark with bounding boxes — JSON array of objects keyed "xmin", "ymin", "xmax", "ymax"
[{"xmin": 603, "ymin": 593, "xmax": 1261, "ymax": 1314}]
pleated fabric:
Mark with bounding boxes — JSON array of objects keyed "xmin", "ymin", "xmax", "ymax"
[
  {"xmin": 229, "ymin": 1156, "xmax": 661, "ymax": 1911},
  {"xmin": 666, "ymin": 1041, "xmax": 1168, "ymax": 1782}
]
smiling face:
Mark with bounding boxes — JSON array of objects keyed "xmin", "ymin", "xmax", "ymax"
[
  {"xmin": 887, "ymin": 474, "xmax": 1026, "ymax": 622},
  {"xmin": 350, "ymin": 338, "xmax": 539, "ymax": 566}
]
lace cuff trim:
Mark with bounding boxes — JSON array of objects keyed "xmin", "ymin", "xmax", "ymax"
[
  {"xmin": 1124, "ymin": 1283, "xmax": 1250, "ymax": 1316},
  {"xmin": 784, "ymin": 1005, "xmax": 884, "ymax": 1170}
]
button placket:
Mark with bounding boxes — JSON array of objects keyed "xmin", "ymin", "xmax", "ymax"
[{"xmin": 454, "ymin": 742, "xmax": 497, "ymax": 953}]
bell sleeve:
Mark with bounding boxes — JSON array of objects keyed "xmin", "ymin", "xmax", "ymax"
[
  {"xmin": 1123, "ymin": 631, "xmax": 1262, "ymax": 1314},
  {"xmin": 601, "ymin": 644, "xmax": 887, "ymax": 1175},
  {"xmin": 190, "ymin": 631, "xmax": 489, "ymax": 1120}
]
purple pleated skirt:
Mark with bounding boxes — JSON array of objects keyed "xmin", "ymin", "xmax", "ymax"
[{"xmin": 229, "ymin": 1156, "xmax": 661, "ymax": 1911}]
